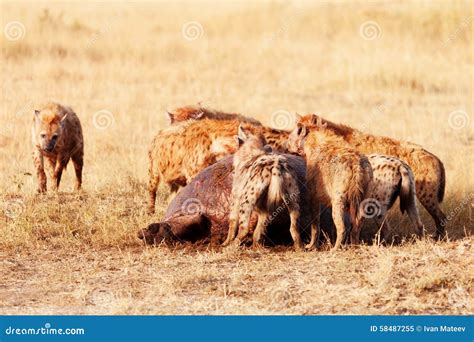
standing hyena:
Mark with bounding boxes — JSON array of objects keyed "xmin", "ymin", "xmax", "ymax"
[
  {"xmin": 147, "ymin": 119, "xmax": 289, "ymax": 214},
  {"xmin": 166, "ymin": 105, "xmax": 262, "ymax": 126},
  {"xmin": 222, "ymin": 126, "xmax": 303, "ymax": 250},
  {"xmin": 364, "ymin": 154, "xmax": 425, "ymax": 241},
  {"xmin": 32, "ymin": 102, "xmax": 84, "ymax": 193},
  {"xmin": 300, "ymin": 114, "xmax": 447, "ymax": 239},
  {"xmin": 287, "ymin": 117, "xmax": 373, "ymax": 250}
]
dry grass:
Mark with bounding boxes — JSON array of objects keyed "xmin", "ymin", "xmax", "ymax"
[{"xmin": 0, "ymin": 1, "xmax": 473, "ymax": 314}]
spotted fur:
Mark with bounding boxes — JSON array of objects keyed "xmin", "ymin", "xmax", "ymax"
[
  {"xmin": 147, "ymin": 119, "xmax": 289, "ymax": 214},
  {"xmin": 222, "ymin": 126, "xmax": 303, "ymax": 250},
  {"xmin": 31, "ymin": 102, "xmax": 83, "ymax": 193},
  {"xmin": 167, "ymin": 105, "xmax": 262, "ymax": 126},
  {"xmin": 287, "ymin": 115, "xmax": 373, "ymax": 250},
  {"xmin": 364, "ymin": 154, "xmax": 424, "ymax": 240},
  {"xmin": 299, "ymin": 114, "xmax": 447, "ymax": 239}
]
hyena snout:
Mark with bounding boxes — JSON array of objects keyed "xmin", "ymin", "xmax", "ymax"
[{"xmin": 42, "ymin": 135, "xmax": 59, "ymax": 152}]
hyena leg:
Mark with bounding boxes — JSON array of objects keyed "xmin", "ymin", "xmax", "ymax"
[
  {"xmin": 33, "ymin": 150, "xmax": 47, "ymax": 193},
  {"xmin": 222, "ymin": 197, "xmax": 240, "ymax": 246},
  {"xmin": 52, "ymin": 157, "xmax": 68, "ymax": 191},
  {"xmin": 234, "ymin": 193, "xmax": 260, "ymax": 246},
  {"xmin": 306, "ymin": 199, "xmax": 320, "ymax": 250},
  {"xmin": 166, "ymin": 183, "xmax": 182, "ymax": 204},
  {"xmin": 252, "ymin": 212, "xmax": 269, "ymax": 247},
  {"xmin": 287, "ymin": 205, "xmax": 304, "ymax": 251},
  {"xmin": 406, "ymin": 202, "xmax": 425, "ymax": 238},
  {"xmin": 147, "ymin": 171, "xmax": 159, "ymax": 214},
  {"xmin": 71, "ymin": 153, "xmax": 83, "ymax": 191},
  {"xmin": 332, "ymin": 201, "xmax": 347, "ymax": 250},
  {"xmin": 420, "ymin": 199, "xmax": 446, "ymax": 240},
  {"xmin": 283, "ymin": 185, "xmax": 303, "ymax": 250},
  {"xmin": 374, "ymin": 215, "xmax": 391, "ymax": 243}
]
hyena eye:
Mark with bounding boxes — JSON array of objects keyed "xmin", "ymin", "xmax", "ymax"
[
  {"xmin": 52, "ymin": 134, "xmax": 58, "ymax": 140},
  {"xmin": 40, "ymin": 133, "xmax": 46, "ymax": 139}
]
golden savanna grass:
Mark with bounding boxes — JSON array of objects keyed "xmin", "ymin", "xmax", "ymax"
[{"xmin": 1, "ymin": 1, "xmax": 473, "ymax": 314}]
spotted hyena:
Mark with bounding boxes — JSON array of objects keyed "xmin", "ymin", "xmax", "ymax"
[
  {"xmin": 287, "ymin": 116, "xmax": 373, "ymax": 250},
  {"xmin": 300, "ymin": 114, "xmax": 447, "ymax": 239},
  {"xmin": 147, "ymin": 119, "xmax": 289, "ymax": 213},
  {"xmin": 222, "ymin": 126, "xmax": 303, "ymax": 250},
  {"xmin": 32, "ymin": 102, "xmax": 84, "ymax": 192},
  {"xmin": 364, "ymin": 154, "xmax": 424, "ymax": 241},
  {"xmin": 166, "ymin": 105, "xmax": 262, "ymax": 126}
]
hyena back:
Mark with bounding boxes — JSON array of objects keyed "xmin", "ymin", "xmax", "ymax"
[
  {"xmin": 32, "ymin": 102, "xmax": 84, "ymax": 192},
  {"xmin": 147, "ymin": 119, "xmax": 289, "ymax": 214},
  {"xmin": 300, "ymin": 114, "xmax": 447, "ymax": 239},
  {"xmin": 287, "ymin": 116, "xmax": 373, "ymax": 250},
  {"xmin": 223, "ymin": 126, "xmax": 303, "ymax": 250},
  {"xmin": 167, "ymin": 105, "xmax": 262, "ymax": 126},
  {"xmin": 365, "ymin": 154, "xmax": 424, "ymax": 240}
]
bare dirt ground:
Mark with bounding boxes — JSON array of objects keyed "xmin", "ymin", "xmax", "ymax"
[{"xmin": 1, "ymin": 1, "xmax": 473, "ymax": 314}]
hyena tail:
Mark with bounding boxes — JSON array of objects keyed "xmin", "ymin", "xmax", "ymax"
[
  {"xmin": 267, "ymin": 165, "xmax": 284, "ymax": 209},
  {"xmin": 438, "ymin": 157, "xmax": 446, "ymax": 203},
  {"xmin": 399, "ymin": 163, "xmax": 416, "ymax": 214},
  {"xmin": 351, "ymin": 159, "xmax": 373, "ymax": 227}
]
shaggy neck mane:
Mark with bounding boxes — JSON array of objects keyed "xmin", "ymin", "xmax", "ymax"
[
  {"xmin": 321, "ymin": 118, "xmax": 355, "ymax": 139},
  {"xmin": 310, "ymin": 128, "xmax": 348, "ymax": 146}
]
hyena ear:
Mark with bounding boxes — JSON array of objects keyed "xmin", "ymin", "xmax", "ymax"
[
  {"xmin": 234, "ymin": 135, "xmax": 244, "ymax": 147},
  {"xmin": 294, "ymin": 112, "xmax": 302, "ymax": 122},
  {"xmin": 34, "ymin": 110, "xmax": 40, "ymax": 118},
  {"xmin": 166, "ymin": 111, "xmax": 175, "ymax": 124},
  {"xmin": 297, "ymin": 123, "xmax": 308, "ymax": 137},
  {"xmin": 312, "ymin": 114, "xmax": 327, "ymax": 128},
  {"xmin": 60, "ymin": 114, "xmax": 68, "ymax": 127},
  {"xmin": 237, "ymin": 125, "xmax": 248, "ymax": 142}
]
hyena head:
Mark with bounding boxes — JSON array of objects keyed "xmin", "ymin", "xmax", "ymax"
[
  {"xmin": 33, "ymin": 108, "xmax": 67, "ymax": 153},
  {"xmin": 166, "ymin": 106, "xmax": 204, "ymax": 124},
  {"xmin": 234, "ymin": 125, "xmax": 268, "ymax": 165},
  {"xmin": 287, "ymin": 114, "xmax": 327, "ymax": 156}
]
